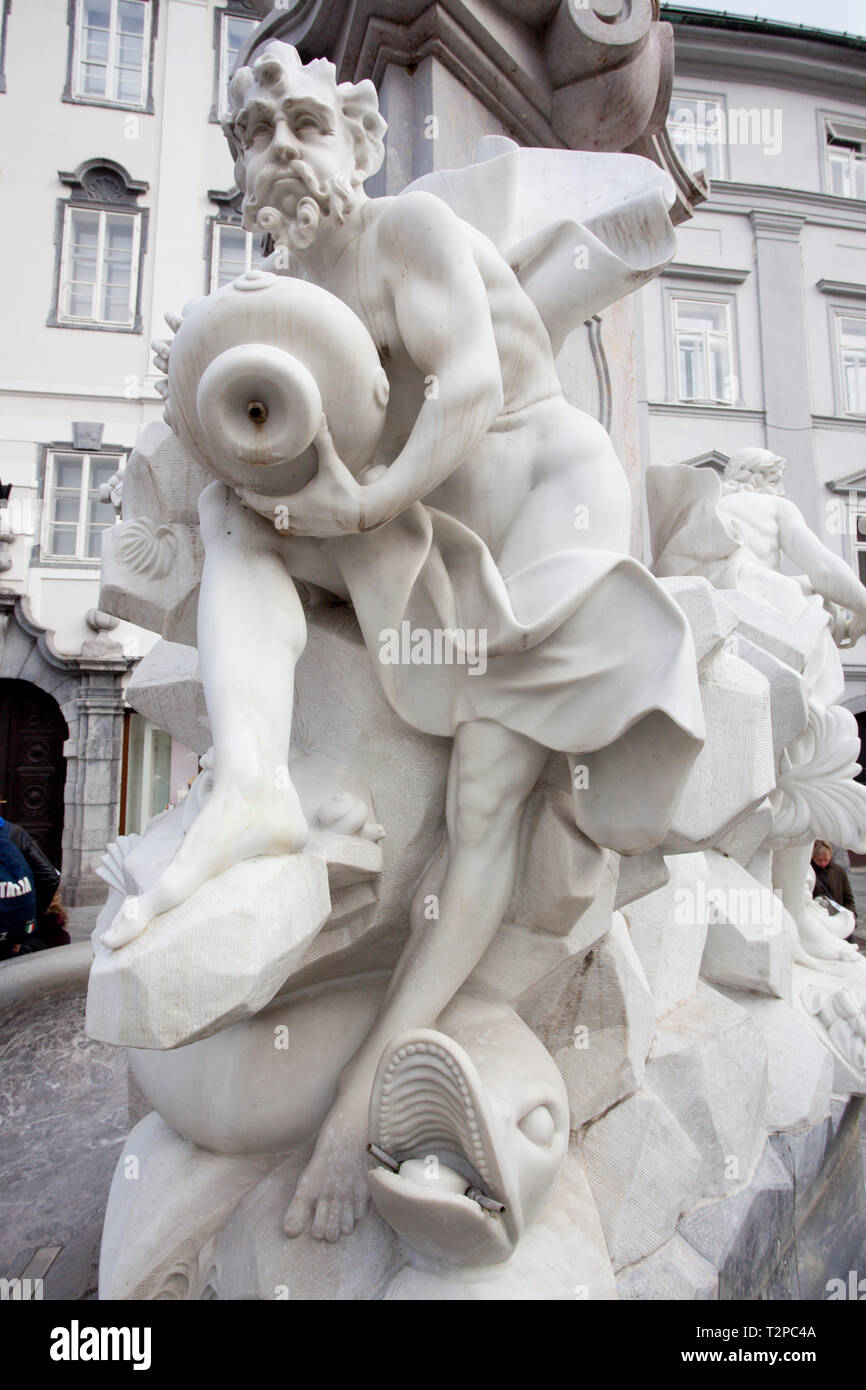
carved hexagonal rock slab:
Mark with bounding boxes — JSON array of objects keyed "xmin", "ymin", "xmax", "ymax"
[
  {"xmin": 583, "ymin": 1090, "xmax": 703, "ymax": 1272},
  {"xmin": 87, "ymin": 853, "xmax": 331, "ymax": 1050}
]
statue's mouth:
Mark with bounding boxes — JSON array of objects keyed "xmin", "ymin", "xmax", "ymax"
[
  {"xmin": 367, "ymin": 1029, "xmax": 519, "ymax": 1266},
  {"xmin": 260, "ymin": 163, "xmax": 324, "ymax": 208}
]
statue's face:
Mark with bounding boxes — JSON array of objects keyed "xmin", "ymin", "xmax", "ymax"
[
  {"xmin": 761, "ymin": 462, "xmax": 786, "ymax": 495},
  {"xmin": 725, "ymin": 450, "xmax": 787, "ymax": 496},
  {"xmin": 237, "ymin": 85, "xmax": 358, "ymax": 237}
]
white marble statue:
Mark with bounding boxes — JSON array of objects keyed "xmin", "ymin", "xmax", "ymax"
[
  {"xmin": 96, "ymin": 40, "xmax": 705, "ymax": 1245},
  {"xmin": 86, "ymin": 40, "xmax": 866, "ymax": 1300},
  {"xmin": 649, "ymin": 448, "xmax": 866, "ymax": 964}
]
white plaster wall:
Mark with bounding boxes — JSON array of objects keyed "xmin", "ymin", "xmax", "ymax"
[{"xmin": 644, "ymin": 412, "xmax": 765, "ymax": 471}]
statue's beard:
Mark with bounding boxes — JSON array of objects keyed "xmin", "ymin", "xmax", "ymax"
[{"xmin": 244, "ymin": 162, "xmax": 358, "ymax": 252}]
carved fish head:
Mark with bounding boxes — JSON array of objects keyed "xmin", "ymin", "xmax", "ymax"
[{"xmin": 367, "ymin": 1001, "xmax": 568, "ymax": 1268}]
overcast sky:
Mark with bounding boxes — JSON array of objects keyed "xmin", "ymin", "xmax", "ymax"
[{"xmin": 669, "ymin": 1, "xmax": 866, "ymax": 37}]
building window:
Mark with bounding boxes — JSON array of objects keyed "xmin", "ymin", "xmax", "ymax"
[
  {"xmin": 70, "ymin": 0, "xmax": 153, "ymax": 108},
  {"xmin": 673, "ymin": 298, "xmax": 735, "ymax": 405},
  {"xmin": 214, "ymin": 6, "xmax": 257, "ymax": 119},
  {"xmin": 42, "ymin": 451, "xmax": 120, "ymax": 562},
  {"xmin": 59, "ymin": 206, "xmax": 141, "ymax": 326},
  {"xmin": 210, "ymin": 221, "xmax": 265, "ymax": 290},
  {"xmin": 122, "ymin": 713, "xmax": 199, "ymax": 834},
  {"xmin": 837, "ymin": 315, "xmax": 866, "ymax": 415},
  {"xmin": 667, "ymin": 95, "xmax": 727, "ymax": 182},
  {"xmin": 206, "ymin": 186, "xmax": 266, "ymax": 290},
  {"xmin": 50, "ymin": 160, "xmax": 148, "ymax": 333},
  {"xmin": 825, "ymin": 119, "xmax": 866, "ymax": 200},
  {"xmin": 123, "ymin": 714, "xmax": 172, "ymax": 833}
]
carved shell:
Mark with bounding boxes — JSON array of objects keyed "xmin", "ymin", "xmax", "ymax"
[
  {"xmin": 115, "ymin": 516, "xmax": 178, "ymax": 579},
  {"xmin": 97, "ymin": 834, "xmax": 142, "ymax": 896}
]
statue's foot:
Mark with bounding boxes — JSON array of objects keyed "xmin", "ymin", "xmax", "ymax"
[
  {"xmin": 812, "ymin": 898, "xmax": 856, "ymax": 940},
  {"xmin": 101, "ymin": 779, "xmax": 309, "ymax": 950},
  {"xmin": 797, "ymin": 917, "xmax": 861, "ymax": 964},
  {"xmin": 283, "ymin": 1090, "xmax": 371, "ymax": 1242}
]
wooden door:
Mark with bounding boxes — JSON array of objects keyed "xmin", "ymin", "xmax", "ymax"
[{"xmin": 0, "ymin": 679, "xmax": 67, "ymax": 869}]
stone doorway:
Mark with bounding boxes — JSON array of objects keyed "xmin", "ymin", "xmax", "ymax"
[
  {"xmin": 0, "ymin": 592, "xmax": 133, "ymax": 903},
  {"xmin": 0, "ymin": 678, "xmax": 68, "ymax": 868}
]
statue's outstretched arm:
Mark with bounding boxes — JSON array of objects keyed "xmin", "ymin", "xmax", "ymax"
[
  {"xmin": 361, "ymin": 193, "xmax": 504, "ymax": 529},
  {"xmin": 779, "ymin": 501, "xmax": 866, "ymax": 618}
]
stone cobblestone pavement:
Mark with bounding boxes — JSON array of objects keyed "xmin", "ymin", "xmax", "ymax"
[{"xmin": 0, "ymin": 900, "xmax": 126, "ymax": 1301}]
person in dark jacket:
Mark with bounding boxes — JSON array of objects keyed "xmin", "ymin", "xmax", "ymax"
[
  {"xmin": 811, "ymin": 840, "xmax": 857, "ymax": 924},
  {"xmin": 0, "ymin": 828, "xmax": 42, "ymax": 960},
  {"xmin": 0, "ymin": 817, "xmax": 61, "ymax": 920}
]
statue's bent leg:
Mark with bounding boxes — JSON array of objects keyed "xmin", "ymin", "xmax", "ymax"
[
  {"xmin": 102, "ymin": 483, "xmax": 309, "ymax": 949},
  {"xmin": 283, "ymin": 718, "xmax": 548, "ymax": 1241}
]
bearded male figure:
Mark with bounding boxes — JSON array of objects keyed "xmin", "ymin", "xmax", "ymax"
[{"xmin": 103, "ymin": 42, "xmax": 704, "ymax": 1240}]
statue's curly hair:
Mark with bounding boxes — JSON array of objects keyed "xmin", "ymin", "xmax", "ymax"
[
  {"xmin": 723, "ymin": 447, "xmax": 785, "ymax": 491},
  {"xmin": 221, "ymin": 41, "xmax": 387, "ymax": 191}
]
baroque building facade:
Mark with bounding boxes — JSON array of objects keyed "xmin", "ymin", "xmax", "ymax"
[{"xmin": 635, "ymin": 8, "xmax": 866, "ymax": 730}]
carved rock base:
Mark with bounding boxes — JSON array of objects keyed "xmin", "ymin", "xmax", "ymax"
[{"xmin": 86, "ymin": 854, "xmax": 331, "ymax": 1049}]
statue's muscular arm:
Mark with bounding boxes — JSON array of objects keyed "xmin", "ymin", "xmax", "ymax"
[
  {"xmin": 238, "ymin": 195, "xmax": 503, "ymax": 538},
  {"xmin": 359, "ymin": 192, "xmax": 504, "ymax": 528},
  {"xmin": 777, "ymin": 498, "xmax": 866, "ymax": 619}
]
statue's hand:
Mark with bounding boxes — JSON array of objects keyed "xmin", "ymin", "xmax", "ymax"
[
  {"xmin": 845, "ymin": 612, "xmax": 866, "ymax": 647},
  {"xmin": 237, "ymin": 417, "xmax": 364, "ymax": 538}
]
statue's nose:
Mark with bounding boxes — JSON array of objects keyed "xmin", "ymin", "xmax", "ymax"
[{"xmin": 272, "ymin": 120, "xmax": 299, "ymax": 161}]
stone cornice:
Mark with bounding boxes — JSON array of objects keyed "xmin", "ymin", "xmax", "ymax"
[
  {"xmin": 705, "ymin": 181, "xmax": 866, "ymax": 232},
  {"xmin": 749, "ymin": 209, "xmax": 806, "ymax": 242},
  {"xmin": 826, "ymin": 467, "xmax": 866, "ymax": 493},
  {"xmin": 677, "ymin": 448, "xmax": 730, "ymax": 469},
  {"xmin": 814, "ymin": 415, "xmax": 866, "ymax": 434},
  {"xmin": 817, "ymin": 280, "xmax": 866, "ymax": 301},
  {"xmin": 58, "ymin": 159, "xmax": 148, "ymax": 207},
  {"xmin": 663, "ymin": 262, "xmax": 751, "ymax": 284},
  {"xmin": 664, "ymin": 11, "xmax": 866, "ymax": 99},
  {"xmin": 647, "ymin": 402, "xmax": 766, "ymax": 423}
]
